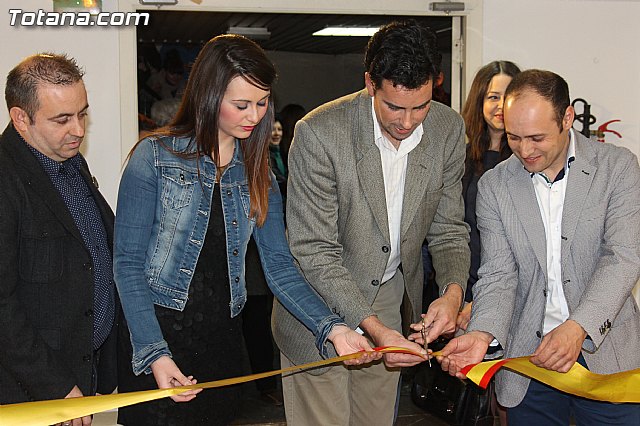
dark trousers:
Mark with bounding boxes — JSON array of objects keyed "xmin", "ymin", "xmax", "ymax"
[
  {"xmin": 507, "ymin": 355, "xmax": 640, "ymax": 425},
  {"xmin": 242, "ymin": 294, "xmax": 278, "ymax": 392}
]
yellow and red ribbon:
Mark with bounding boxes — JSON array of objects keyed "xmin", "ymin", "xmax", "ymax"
[
  {"xmin": 1, "ymin": 347, "xmax": 639, "ymax": 425},
  {"xmin": 461, "ymin": 356, "xmax": 640, "ymax": 403}
]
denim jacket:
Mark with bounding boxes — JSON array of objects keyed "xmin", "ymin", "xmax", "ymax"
[{"xmin": 114, "ymin": 135, "xmax": 344, "ymax": 375}]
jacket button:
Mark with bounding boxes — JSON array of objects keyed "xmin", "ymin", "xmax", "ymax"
[
  {"xmin": 536, "ymin": 331, "xmax": 542, "ymax": 338},
  {"xmin": 234, "ymin": 276, "xmax": 240, "ymax": 283},
  {"xmin": 82, "ymin": 354, "xmax": 91, "ymax": 362},
  {"xmin": 227, "ymin": 190, "xmax": 232, "ymax": 196},
  {"xmin": 85, "ymin": 309, "xmax": 93, "ymax": 317},
  {"xmin": 83, "ymin": 262, "xmax": 93, "ymax": 271},
  {"xmin": 371, "ymin": 280, "xmax": 379, "ymax": 286},
  {"xmin": 232, "ymin": 219, "xmax": 238, "ymax": 226},
  {"xmin": 232, "ymin": 249, "xmax": 239, "ymax": 256},
  {"xmin": 382, "ymin": 246, "xmax": 389, "ymax": 253},
  {"xmin": 41, "ymin": 231, "xmax": 49, "ymax": 238}
]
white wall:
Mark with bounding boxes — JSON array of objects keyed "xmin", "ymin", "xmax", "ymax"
[
  {"xmin": 0, "ymin": 0, "xmax": 125, "ymax": 206},
  {"xmin": 482, "ymin": 0, "xmax": 640, "ymax": 157}
]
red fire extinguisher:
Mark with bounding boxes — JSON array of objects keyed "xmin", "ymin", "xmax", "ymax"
[{"xmin": 591, "ymin": 119, "xmax": 622, "ymax": 143}]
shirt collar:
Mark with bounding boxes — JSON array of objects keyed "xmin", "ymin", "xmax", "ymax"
[
  {"xmin": 19, "ymin": 133, "xmax": 82, "ymax": 176},
  {"xmin": 530, "ymin": 128, "xmax": 576, "ymax": 183}
]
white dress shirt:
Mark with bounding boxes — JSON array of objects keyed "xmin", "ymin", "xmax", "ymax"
[
  {"xmin": 531, "ymin": 129, "xmax": 576, "ymax": 335},
  {"xmin": 371, "ymin": 99, "xmax": 423, "ymax": 283}
]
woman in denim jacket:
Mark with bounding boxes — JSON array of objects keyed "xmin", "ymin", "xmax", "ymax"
[{"xmin": 114, "ymin": 35, "xmax": 379, "ymax": 425}]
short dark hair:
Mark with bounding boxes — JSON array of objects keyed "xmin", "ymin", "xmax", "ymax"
[
  {"xmin": 364, "ymin": 20, "xmax": 441, "ymax": 90},
  {"xmin": 5, "ymin": 53, "xmax": 84, "ymax": 120},
  {"xmin": 505, "ymin": 69, "xmax": 570, "ymax": 130}
]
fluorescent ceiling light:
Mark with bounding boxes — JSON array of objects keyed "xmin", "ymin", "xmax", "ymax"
[{"xmin": 313, "ymin": 27, "xmax": 379, "ymax": 37}]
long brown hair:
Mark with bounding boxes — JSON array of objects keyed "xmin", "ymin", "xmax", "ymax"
[
  {"xmin": 135, "ymin": 35, "xmax": 276, "ymax": 226},
  {"xmin": 462, "ymin": 60, "xmax": 520, "ymax": 174}
]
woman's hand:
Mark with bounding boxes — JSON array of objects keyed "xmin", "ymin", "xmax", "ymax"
[
  {"xmin": 328, "ymin": 325, "xmax": 383, "ymax": 366},
  {"xmin": 150, "ymin": 356, "xmax": 202, "ymax": 402}
]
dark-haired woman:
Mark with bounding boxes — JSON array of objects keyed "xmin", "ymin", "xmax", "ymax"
[
  {"xmin": 114, "ymin": 35, "xmax": 378, "ymax": 426},
  {"xmin": 457, "ymin": 60, "xmax": 521, "ymax": 331},
  {"xmin": 269, "ymin": 115, "xmax": 287, "ymax": 201}
]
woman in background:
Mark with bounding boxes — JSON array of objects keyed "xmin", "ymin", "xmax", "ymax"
[
  {"xmin": 269, "ymin": 114, "xmax": 287, "ymax": 201},
  {"xmin": 457, "ymin": 60, "xmax": 521, "ymax": 330},
  {"xmin": 114, "ymin": 34, "xmax": 378, "ymax": 426},
  {"xmin": 457, "ymin": 60, "xmax": 520, "ymax": 426}
]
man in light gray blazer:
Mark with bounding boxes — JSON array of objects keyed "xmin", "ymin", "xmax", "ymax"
[
  {"xmin": 272, "ymin": 21, "xmax": 470, "ymax": 425},
  {"xmin": 439, "ymin": 70, "xmax": 640, "ymax": 424}
]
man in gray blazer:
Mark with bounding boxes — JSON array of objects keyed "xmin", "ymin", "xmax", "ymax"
[
  {"xmin": 272, "ymin": 21, "xmax": 470, "ymax": 425},
  {"xmin": 439, "ymin": 70, "xmax": 640, "ymax": 424}
]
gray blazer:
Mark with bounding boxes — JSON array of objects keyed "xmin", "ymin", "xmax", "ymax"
[
  {"xmin": 272, "ymin": 89, "xmax": 470, "ymax": 367},
  {"xmin": 469, "ymin": 131, "xmax": 640, "ymax": 407}
]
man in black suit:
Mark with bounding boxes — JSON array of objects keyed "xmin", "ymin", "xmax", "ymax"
[{"xmin": 0, "ymin": 53, "xmax": 118, "ymax": 425}]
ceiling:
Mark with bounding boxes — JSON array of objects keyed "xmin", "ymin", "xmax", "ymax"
[{"xmin": 137, "ymin": 11, "xmax": 453, "ymax": 55}]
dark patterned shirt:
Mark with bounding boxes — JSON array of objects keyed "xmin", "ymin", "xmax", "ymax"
[{"xmin": 25, "ymin": 142, "xmax": 115, "ymax": 349}]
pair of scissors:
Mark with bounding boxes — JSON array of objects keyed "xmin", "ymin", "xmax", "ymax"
[{"xmin": 421, "ymin": 317, "xmax": 432, "ymax": 367}]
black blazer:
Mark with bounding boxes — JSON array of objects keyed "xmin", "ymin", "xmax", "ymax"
[{"xmin": 0, "ymin": 123, "xmax": 118, "ymax": 403}]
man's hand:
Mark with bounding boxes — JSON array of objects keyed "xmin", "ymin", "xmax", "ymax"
[
  {"xmin": 150, "ymin": 356, "xmax": 202, "ymax": 402},
  {"xmin": 57, "ymin": 385, "xmax": 91, "ymax": 426},
  {"xmin": 328, "ymin": 325, "xmax": 382, "ymax": 366},
  {"xmin": 530, "ymin": 320, "xmax": 586, "ymax": 373},
  {"xmin": 360, "ymin": 316, "xmax": 427, "ymax": 368},
  {"xmin": 456, "ymin": 302, "xmax": 472, "ymax": 331},
  {"xmin": 411, "ymin": 284, "xmax": 463, "ymax": 343},
  {"xmin": 437, "ymin": 331, "xmax": 493, "ymax": 379}
]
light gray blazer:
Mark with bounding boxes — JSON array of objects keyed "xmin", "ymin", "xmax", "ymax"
[
  {"xmin": 272, "ymin": 89, "xmax": 470, "ymax": 367},
  {"xmin": 469, "ymin": 131, "xmax": 640, "ymax": 407}
]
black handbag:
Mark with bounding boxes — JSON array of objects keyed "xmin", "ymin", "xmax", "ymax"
[{"xmin": 410, "ymin": 339, "xmax": 495, "ymax": 426}]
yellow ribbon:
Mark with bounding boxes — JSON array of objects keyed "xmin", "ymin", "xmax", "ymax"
[
  {"xmin": 0, "ymin": 347, "xmax": 412, "ymax": 425},
  {"xmin": 2, "ymin": 348, "xmax": 639, "ymax": 425}
]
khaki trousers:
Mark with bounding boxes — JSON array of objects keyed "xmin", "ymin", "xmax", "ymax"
[{"xmin": 281, "ymin": 270, "xmax": 405, "ymax": 426}]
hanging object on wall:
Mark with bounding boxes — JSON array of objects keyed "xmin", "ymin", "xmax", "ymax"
[
  {"xmin": 429, "ymin": 2, "xmax": 465, "ymax": 13},
  {"xmin": 571, "ymin": 98, "xmax": 596, "ymax": 138}
]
